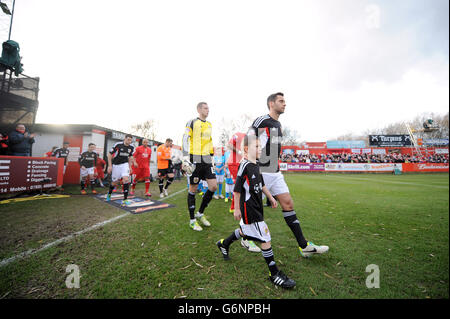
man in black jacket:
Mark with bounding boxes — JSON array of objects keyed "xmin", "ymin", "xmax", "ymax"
[
  {"xmin": 8, "ymin": 124, "xmax": 35, "ymax": 156},
  {"xmin": 0, "ymin": 133, "xmax": 8, "ymax": 155}
]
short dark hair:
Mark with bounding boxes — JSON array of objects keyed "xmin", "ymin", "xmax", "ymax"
[
  {"xmin": 166, "ymin": 138, "xmax": 173, "ymax": 143},
  {"xmin": 88, "ymin": 143, "xmax": 96, "ymax": 147},
  {"xmin": 267, "ymin": 92, "xmax": 284, "ymax": 109},
  {"xmin": 197, "ymin": 102, "xmax": 207, "ymax": 109},
  {"xmin": 125, "ymin": 134, "xmax": 133, "ymax": 139}
]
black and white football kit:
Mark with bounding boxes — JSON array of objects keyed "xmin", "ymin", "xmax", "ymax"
[
  {"xmin": 248, "ymin": 114, "xmax": 289, "ymax": 196},
  {"xmin": 52, "ymin": 147, "xmax": 70, "ymax": 173},
  {"xmin": 234, "ymin": 159, "xmax": 271, "ymax": 243},
  {"xmin": 109, "ymin": 142, "xmax": 134, "ymax": 182},
  {"xmin": 248, "ymin": 112, "xmax": 329, "ymax": 255},
  {"xmin": 78, "ymin": 151, "xmax": 98, "ymax": 178}
]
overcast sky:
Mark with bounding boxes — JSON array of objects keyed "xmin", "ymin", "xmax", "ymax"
[{"xmin": 2, "ymin": 0, "xmax": 449, "ymax": 145}]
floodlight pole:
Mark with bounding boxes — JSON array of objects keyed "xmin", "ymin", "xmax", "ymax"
[{"xmin": 8, "ymin": 0, "xmax": 15, "ymax": 40}]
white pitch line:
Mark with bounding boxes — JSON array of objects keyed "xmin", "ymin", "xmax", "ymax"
[{"xmin": 0, "ymin": 187, "xmax": 187, "ymax": 268}]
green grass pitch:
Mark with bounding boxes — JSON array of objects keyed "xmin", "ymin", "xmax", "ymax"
[{"xmin": 0, "ymin": 173, "xmax": 448, "ymax": 299}]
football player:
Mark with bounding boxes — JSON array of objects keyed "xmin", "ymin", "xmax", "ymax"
[
  {"xmin": 106, "ymin": 134, "xmax": 135, "ymax": 205},
  {"xmin": 131, "ymin": 138, "xmax": 152, "ymax": 197},
  {"xmin": 156, "ymin": 138, "xmax": 175, "ymax": 198},
  {"xmin": 78, "ymin": 143, "xmax": 98, "ymax": 194},
  {"xmin": 217, "ymin": 134, "xmax": 295, "ymax": 289},
  {"xmin": 52, "ymin": 141, "xmax": 70, "ymax": 175},
  {"xmin": 249, "ymin": 93, "xmax": 329, "ymax": 258},
  {"xmin": 181, "ymin": 102, "xmax": 217, "ymax": 231}
]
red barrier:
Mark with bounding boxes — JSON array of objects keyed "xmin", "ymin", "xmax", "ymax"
[
  {"xmin": 402, "ymin": 163, "xmax": 449, "ymax": 172},
  {"xmin": 0, "ymin": 156, "xmax": 64, "ymax": 194}
]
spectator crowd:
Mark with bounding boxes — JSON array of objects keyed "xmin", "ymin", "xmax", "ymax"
[{"xmin": 280, "ymin": 152, "xmax": 449, "ymax": 164}]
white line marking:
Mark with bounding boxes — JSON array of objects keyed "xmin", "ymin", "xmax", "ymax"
[{"xmin": 0, "ymin": 187, "xmax": 187, "ymax": 268}]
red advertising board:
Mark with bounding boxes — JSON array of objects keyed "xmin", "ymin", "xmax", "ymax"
[
  {"xmin": 0, "ymin": 156, "xmax": 64, "ymax": 194},
  {"xmin": 402, "ymin": 163, "xmax": 449, "ymax": 172}
]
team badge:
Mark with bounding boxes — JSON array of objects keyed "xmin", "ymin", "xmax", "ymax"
[{"xmin": 193, "ymin": 177, "xmax": 199, "ymax": 184}]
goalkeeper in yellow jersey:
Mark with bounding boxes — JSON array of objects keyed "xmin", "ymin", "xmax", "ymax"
[{"xmin": 182, "ymin": 102, "xmax": 218, "ymax": 231}]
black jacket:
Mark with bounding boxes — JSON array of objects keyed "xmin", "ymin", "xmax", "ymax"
[{"xmin": 8, "ymin": 130, "xmax": 35, "ymax": 154}]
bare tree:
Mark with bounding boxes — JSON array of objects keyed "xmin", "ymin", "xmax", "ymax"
[
  {"xmin": 216, "ymin": 113, "xmax": 253, "ymax": 147},
  {"xmin": 130, "ymin": 119, "xmax": 158, "ymax": 140},
  {"xmin": 364, "ymin": 112, "xmax": 449, "ymax": 139},
  {"xmin": 281, "ymin": 126, "xmax": 302, "ymax": 145}
]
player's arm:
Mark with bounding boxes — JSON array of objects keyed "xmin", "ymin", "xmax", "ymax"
[
  {"xmin": 181, "ymin": 121, "xmax": 195, "ymax": 174},
  {"xmin": 219, "ymin": 158, "xmax": 226, "ymax": 172},
  {"xmin": 233, "ymin": 191, "xmax": 241, "ymax": 221},
  {"xmin": 79, "ymin": 153, "xmax": 86, "ymax": 169},
  {"xmin": 262, "ymin": 185, "xmax": 277, "ymax": 209},
  {"xmin": 107, "ymin": 150, "xmax": 113, "ymax": 174},
  {"xmin": 182, "ymin": 120, "xmax": 193, "ymax": 157},
  {"xmin": 128, "ymin": 148, "xmax": 134, "ymax": 171},
  {"xmin": 132, "ymin": 148, "xmax": 139, "ymax": 167},
  {"xmin": 128, "ymin": 156, "xmax": 134, "ymax": 173},
  {"xmin": 156, "ymin": 147, "xmax": 162, "ymax": 162},
  {"xmin": 233, "ymin": 167, "xmax": 245, "ymax": 221},
  {"xmin": 209, "ymin": 130, "xmax": 214, "ymax": 166}
]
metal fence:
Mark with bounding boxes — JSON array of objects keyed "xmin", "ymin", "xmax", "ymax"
[{"xmin": 0, "ymin": 71, "xmax": 39, "ymax": 101}]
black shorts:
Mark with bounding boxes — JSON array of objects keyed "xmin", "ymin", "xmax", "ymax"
[
  {"xmin": 158, "ymin": 168, "xmax": 173, "ymax": 178},
  {"xmin": 189, "ymin": 163, "xmax": 216, "ymax": 184}
]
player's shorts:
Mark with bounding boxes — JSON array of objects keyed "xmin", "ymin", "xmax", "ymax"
[
  {"xmin": 239, "ymin": 219, "xmax": 271, "ymax": 243},
  {"xmin": 189, "ymin": 163, "xmax": 216, "ymax": 185},
  {"xmin": 80, "ymin": 167, "xmax": 95, "ymax": 178},
  {"xmin": 262, "ymin": 172, "xmax": 289, "ymax": 197},
  {"xmin": 225, "ymin": 183, "xmax": 234, "ymax": 193},
  {"xmin": 112, "ymin": 163, "xmax": 130, "ymax": 182},
  {"xmin": 216, "ymin": 174, "xmax": 224, "ymax": 183},
  {"xmin": 96, "ymin": 167, "xmax": 105, "ymax": 179},
  {"xmin": 133, "ymin": 166, "xmax": 150, "ymax": 180},
  {"xmin": 158, "ymin": 168, "xmax": 173, "ymax": 178}
]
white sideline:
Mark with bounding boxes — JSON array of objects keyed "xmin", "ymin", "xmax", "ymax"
[{"xmin": 0, "ymin": 188, "xmax": 187, "ymax": 268}]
